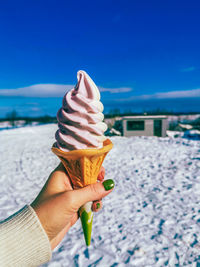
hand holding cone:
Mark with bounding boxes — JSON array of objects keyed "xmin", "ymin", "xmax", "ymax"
[{"xmin": 52, "ymin": 139, "xmax": 113, "ymax": 245}]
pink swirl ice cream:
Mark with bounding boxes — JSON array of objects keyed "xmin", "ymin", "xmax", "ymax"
[{"xmin": 55, "ymin": 70, "xmax": 107, "ymax": 152}]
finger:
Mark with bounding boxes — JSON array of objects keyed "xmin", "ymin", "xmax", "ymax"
[
  {"xmin": 97, "ymin": 166, "xmax": 105, "ymax": 181},
  {"xmin": 92, "ymin": 200, "xmax": 102, "ymax": 212},
  {"xmin": 67, "ymin": 179, "xmax": 114, "ymax": 211},
  {"xmin": 50, "ymin": 164, "xmax": 73, "ymax": 190},
  {"xmin": 32, "ymin": 163, "xmax": 72, "ymax": 205}
]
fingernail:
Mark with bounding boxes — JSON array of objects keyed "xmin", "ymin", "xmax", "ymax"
[
  {"xmin": 96, "ymin": 203, "xmax": 100, "ymax": 209},
  {"xmin": 103, "ymin": 179, "xmax": 115, "ymax": 191}
]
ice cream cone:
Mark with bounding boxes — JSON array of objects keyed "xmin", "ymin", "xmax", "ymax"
[{"xmin": 51, "ymin": 138, "xmax": 113, "ymax": 245}]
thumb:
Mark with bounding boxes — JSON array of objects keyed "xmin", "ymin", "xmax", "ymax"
[{"xmin": 69, "ymin": 179, "xmax": 115, "ymax": 210}]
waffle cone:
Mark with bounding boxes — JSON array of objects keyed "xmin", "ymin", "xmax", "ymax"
[{"xmin": 51, "ymin": 139, "xmax": 113, "ymax": 189}]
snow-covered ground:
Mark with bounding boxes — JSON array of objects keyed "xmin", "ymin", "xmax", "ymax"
[{"xmin": 0, "ymin": 124, "xmax": 200, "ymax": 266}]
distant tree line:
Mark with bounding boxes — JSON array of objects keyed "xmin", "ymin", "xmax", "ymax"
[
  {"xmin": 104, "ymin": 108, "xmax": 200, "ymax": 118},
  {"xmin": 1, "ymin": 109, "xmax": 200, "ymax": 129},
  {"xmin": 0, "ymin": 110, "xmax": 57, "ymax": 126}
]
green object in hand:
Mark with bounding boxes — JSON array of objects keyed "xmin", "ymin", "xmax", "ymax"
[{"xmin": 80, "ymin": 209, "xmax": 93, "ymax": 246}]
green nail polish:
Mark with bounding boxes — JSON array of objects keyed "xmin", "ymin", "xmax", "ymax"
[
  {"xmin": 96, "ymin": 203, "xmax": 100, "ymax": 209},
  {"xmin": 103, "ymin": 179, "xmax": 115, "ymax": 191}
]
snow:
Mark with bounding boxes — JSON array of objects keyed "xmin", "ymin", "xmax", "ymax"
[
  {"xmin": 166, "ymin": 130, "xmax": 184, "ymax": 138},
  {"xmin": 0, "ymin": 120, "xmax": 41, "ymax": 131},
  {"xmin": 0, "ymin": 124, "xmax": 200, "ymax": 266},
  {"xmin": 0, "ymin": 121, "xmax": 11, "ymax": 129}
]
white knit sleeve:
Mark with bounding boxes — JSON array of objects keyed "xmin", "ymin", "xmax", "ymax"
[{"xmin": 0, "ymin": 205, "xmax": 52, "ymax": 267}]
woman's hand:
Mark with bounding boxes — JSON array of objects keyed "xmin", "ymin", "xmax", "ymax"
[{"xmin": 31, "ymin": 164, "xmax": 114, "ymax": 250}]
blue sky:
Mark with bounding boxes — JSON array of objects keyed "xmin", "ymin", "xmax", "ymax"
[{"xmin": 0, "ymin": 0, "xmax": 200, "ymax": 117}]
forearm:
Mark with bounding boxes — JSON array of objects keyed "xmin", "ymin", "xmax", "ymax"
[{"xmin": 0, "ymin": 205, "xmax": 52, "ymax": 267}]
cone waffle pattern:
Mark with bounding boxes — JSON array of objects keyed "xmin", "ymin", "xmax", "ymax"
[{"xmin": 51, "ymin": 139, "xmax": 113, "ymax": 189}]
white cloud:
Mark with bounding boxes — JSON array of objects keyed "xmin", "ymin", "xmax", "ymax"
[
  {"xmin": 0, "ymin": 84, "xmax": 133, "ymax": 97},
  {"xmin": 154, "ymin": 88, "xmax": 200, "ymax": 99},
  {"xmin": 0, "ymin": 84, "xmax": 73, "ymax": 97},
  {"xmin": 99, "ymin": 87, "xmax": 132, "ymax": 93},
  {"xmin": 116, "ymin": 88, "xmax": 200, "ymax": 102},
  {"xmin": 30, "ymin": 107, "xmax": 41, "ymax": 111},
  {"xmin": 181, "ymin": 66, "xmax": 196, "ymax": 72}
]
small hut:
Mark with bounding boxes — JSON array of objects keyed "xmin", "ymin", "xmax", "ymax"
[{"xmin": 122, "ymin": 115, "xmax": 168, "ymax": 137}]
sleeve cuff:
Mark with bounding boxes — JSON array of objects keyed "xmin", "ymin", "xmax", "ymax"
[{"xmin": 0, "ymin": 205, "xmax": 52, "ymax": 267}]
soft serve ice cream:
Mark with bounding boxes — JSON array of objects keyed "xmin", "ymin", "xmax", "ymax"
[{"xmin": 55, "ymin": 70, "xmax": 107, "ymax": 152}]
